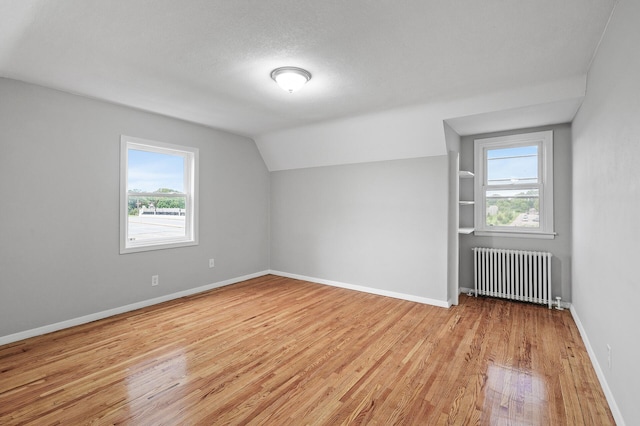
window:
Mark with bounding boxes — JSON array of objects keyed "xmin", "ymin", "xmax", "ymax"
[
  {"xmin": 120, "ymin": 135, "xmax": 198, "ymax": 253},
  {"xmin": 474, "ymin": 130, "xmax": 554, "ymax": 238}
]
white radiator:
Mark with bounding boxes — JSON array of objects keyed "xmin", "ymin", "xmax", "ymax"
[{"xmin": 473, "ymin": 248, "xmax": 552, "ymax": 308}]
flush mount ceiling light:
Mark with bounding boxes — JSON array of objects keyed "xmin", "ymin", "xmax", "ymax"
[{"xmin": 270, "ymin": 66, "xmax": 312, "ymax": 93}]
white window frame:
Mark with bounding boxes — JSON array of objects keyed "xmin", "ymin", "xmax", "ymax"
[
  {"xmin": 474, "ymin": 130, "xmax": 554, "ymax": 239},
  {"xmin": 120, "ymin": 135, "xmax": 199, "ymax": 254}
]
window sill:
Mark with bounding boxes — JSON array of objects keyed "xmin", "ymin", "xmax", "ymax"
[
  {"xmin": 120, "ymin": 239, "xmax": 198, "ymax": 254},
  {"xmin": 473, "ymin": 230, "xmax": 556, "ymax": 240}
]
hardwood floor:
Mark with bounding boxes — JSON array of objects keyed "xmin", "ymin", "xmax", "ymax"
[{"xmin": 0, "ymin": 275, "xmax": 614, "ymax": 425}]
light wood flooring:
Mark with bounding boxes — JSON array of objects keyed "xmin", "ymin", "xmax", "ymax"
[{"xmin": 0, "ymin": 275, "xmax": 614, "ymax": 425}]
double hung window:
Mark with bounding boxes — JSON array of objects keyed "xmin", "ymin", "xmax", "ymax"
[
  {"xmin": 474, "ymin": 130, "xmax": 554, "ymax": 238},
  {"xmin": 120, "ymin": 135, "xmax": 198, "ymax": 253}
]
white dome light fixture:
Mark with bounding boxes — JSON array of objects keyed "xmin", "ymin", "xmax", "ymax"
[{"xmin": 271, "ymin": 66, "xmax": 312, "ymax": 93}]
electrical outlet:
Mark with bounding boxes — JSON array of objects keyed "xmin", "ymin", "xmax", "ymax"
[
  {"xmin": 607, "ymin": 344, "xmax": 612, "ymax": 370},
  {"xmin": 209, "ymin": 258, "xmax": 215, "ymax": 268},
  {"xmin": 151, "ymin": 275, "xmax": 159, "ymax": 286}
]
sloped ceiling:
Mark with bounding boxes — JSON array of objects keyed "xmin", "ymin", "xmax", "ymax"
[{"xmin": 0, "ymin": 0, "xmax": 617, "ymax": 170}]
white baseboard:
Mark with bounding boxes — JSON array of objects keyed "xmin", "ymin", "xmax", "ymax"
[
  {"xmin": 0, "ymin": 270, "xmax": 270, "ymax": 346},
  {"xmin": 270, "ymin": 270, "xmax": 450, "ymax": 308},
  {"xmin": 458, "ymin": 287, "xmax": 572, "ymax": 309},
  {"xmin": 570, "ymin": 305, "xmax": 625, "ymax": 426}
]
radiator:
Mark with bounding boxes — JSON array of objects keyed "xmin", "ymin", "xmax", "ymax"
[{"xmin": 473, "ymin": 248, "xmax": 552, "ymax": 308}]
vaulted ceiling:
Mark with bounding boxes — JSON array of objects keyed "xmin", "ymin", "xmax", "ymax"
[{"xmin": 0, "ymin": 0, "xmax": 617, "ymax": 170}]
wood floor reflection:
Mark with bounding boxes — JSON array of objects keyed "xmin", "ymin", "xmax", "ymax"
[{"xmin": 0, "ymin": 275, "xmax": 614, "ymax": 425}]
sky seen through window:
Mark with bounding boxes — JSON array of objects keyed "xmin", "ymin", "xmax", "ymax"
[{"xmin": 127, "ymin": 149, "xmax": 185, "ymax": 193}]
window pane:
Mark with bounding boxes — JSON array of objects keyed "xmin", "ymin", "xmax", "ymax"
[
  {"xmin": 128, "ymin": 213, "xmax": 186, "ymax": 241},
  {"xmin": 128, "ymin": 149, "xmax": 185, "ymax": 193},
  {"xmin": 127, "ymin": 149, "xmax": 187, "ymax": 243},
  {"xmin": 127, "ymin": 195, "xmax": 186, "ymax": 242},
  {"xmin": 486, "ymin": 189, "xmax": 540, "ymax": 228},
  {"xmin": 474, "ymin": 130, "xmax": 553, "ymax": 236},
  {"xmin": 121, "ymin": 136, "xmax": 198, "ymax": 254},
  {"xmin": 487, "ymin": 145, "xmax": 538, "ymax": 185}
]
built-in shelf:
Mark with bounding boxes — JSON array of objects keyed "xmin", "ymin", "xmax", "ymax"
[{"xmin": 459, "ymin": 170, "xmax": 474, "ymax": 237}]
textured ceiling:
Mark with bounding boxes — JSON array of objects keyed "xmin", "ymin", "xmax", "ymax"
[{"xmin": 0, "ymin": 0, "xmax": 616, "ymax": 138}]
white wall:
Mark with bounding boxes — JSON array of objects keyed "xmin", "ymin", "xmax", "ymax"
[
  {"xmin": 270, "ymin": 157, "xmax": 449, "ymax": 304},
  {"xmin": 571, "ymin": 0, "xmax": 640, "ymax": 424},
  {"xmin": 458, "ymin": 124, "xmax": 573, "ymax": 302},
  {"xmin": 0, "ymin": 78, "xmax": 270, "ymax": 339},
  {"xmin": 255, "ymin": 76, "xmax": 587, "ymax": 172},
  {"xmin": 444, "ymin": 122, "xmax": 461, "ymax": 306}
]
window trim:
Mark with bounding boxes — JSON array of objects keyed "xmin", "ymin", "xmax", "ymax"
[
  {"xmin": 474, "ymin": 130, "xmax": 554, "ymax": 239},
  {"xmin": 120, "ymin": 135, "xmax": 199, "ymax": 254}
]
